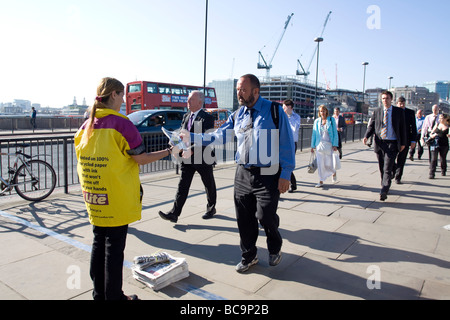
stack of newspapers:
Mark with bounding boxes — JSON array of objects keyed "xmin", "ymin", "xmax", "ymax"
[{"xmin": 131, "ymin": 252, "xmax": 189, "ymax": 291}]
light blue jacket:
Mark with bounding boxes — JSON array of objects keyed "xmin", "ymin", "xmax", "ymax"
[{"xmin": 311, "ymin": 116, "xmax": 339, "ymax": 148}]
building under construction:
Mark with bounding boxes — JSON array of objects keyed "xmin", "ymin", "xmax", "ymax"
[{"xmin": 259, "ymin": 75, "xmax": 326, "ymax": 119}]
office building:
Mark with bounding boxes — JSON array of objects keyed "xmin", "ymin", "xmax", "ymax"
[{"xmin": 423, "ymin": 81, "xmax": 449, "ymax": 101}]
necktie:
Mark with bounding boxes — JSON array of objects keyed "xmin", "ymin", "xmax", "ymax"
[
  {"xmin": 187, "ymin": 113, "xmax": 195, "ymax": 131},
  {"xmin": 243, "ymin": 108, "xmax": 255, "ymax": 164},
  {"xmin": 380, "ymin": 108, "xmax": 388, "ymax": 139}
]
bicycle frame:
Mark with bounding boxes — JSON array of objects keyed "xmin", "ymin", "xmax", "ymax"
[
  {"xmin": 0, "ymin": 149, "xmax": 46, "ymax": 194},
  {"xmin": 0, "ymin": 151, "xmax": 27, "ymax": 192}
]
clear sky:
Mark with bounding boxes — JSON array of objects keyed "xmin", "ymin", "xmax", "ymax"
[{"xmin": 1, "ymin": 0, "xmax": 448, "ymax": 108}]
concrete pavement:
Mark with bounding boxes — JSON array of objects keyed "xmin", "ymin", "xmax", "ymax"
[{"xmin": 1, "ymin": 141, "xmax": 449, "ymax": 300}]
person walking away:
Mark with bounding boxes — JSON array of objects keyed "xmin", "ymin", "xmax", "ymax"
[
  {"xmin": 363, "ymin": 91, "xmax": 406, "ymax": 201},
  {"xmin": 282, "ymin": 99, "xmax": 301, "ymax": 193},
  {"xmin": 311, "ymin": 105, "xmax": 339, "ymax": 188},
  {"xmin": 180, "ymin": 74, "xmax": 295, "ymax": 273},
  {"xmin": 421, "ymin": 104, "xmax": 440, "ymax": 162},
  {"xmin": 75, "ymin": 77, "xmax": 179, "ymax": 300},
  {"xmin": 428, "ymin": 113, "xmax": 449, "ymax": 179},
  {"xmin": 159, "ymin": 90, "xmax": 217, "ymax": 223},
  {"xmin": 392, "ymin": 96, "xmax": 417, "ymax": 184},
  {"xmin": 409, "ymin": 109, "xmax": 425, "ymax": 160},
  {"xmin": 333, "ymin": 107, "xmax": 347, "ymax": 159}
]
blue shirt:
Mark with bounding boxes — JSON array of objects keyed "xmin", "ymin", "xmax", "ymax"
[
  {"xmin": 287, "ymin": 112, "xmax": 301, "ymax": 143},
  {"xmin": 383, "ymin": 106, "xmax": 397, "ymax": 140},
  {"xmin": 416, "ymin": 116, "xmax": 425, "ymax": 134},
  {"xmin": 191, "ymin": 96, "xmax": 295, "ymax": 180}
]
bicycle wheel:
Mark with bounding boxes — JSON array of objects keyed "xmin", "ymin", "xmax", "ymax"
[{"xmin": 14, "ymin": 159, "xmax": 57, "ymax": 201}]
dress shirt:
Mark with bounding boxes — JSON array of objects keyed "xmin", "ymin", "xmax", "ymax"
[
  {"xmin": 415, "ymin": 116, "xmax": 425, "ymax": 134},
  {"xmin": 287, "ymin": 112, "xmax": 301, "ymax": 143},
  {"xmin": 421, "ymin": 114, "xmax": 438, "ymax": 139},
  {"xmin": 383, "ymin": 106, "xmax": 397, "ymax": 140},
  {"xmin": 191, "ymin": 96, "xmax": 295, "ymax": 181}
]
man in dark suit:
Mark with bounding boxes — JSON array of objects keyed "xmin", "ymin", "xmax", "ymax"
[
  {"xmin": 159, "ymin": 90, "xmax": 217, "ymax": 222},
  {"xmin": 392, "ymin": 96, "xmax": 417, "ymax": 184},
  {"xmin": 363, "ymin": 91, "xmax": 406, "ymax": 201}
]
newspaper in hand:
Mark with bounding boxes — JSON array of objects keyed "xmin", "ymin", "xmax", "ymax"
[{"xmin": 162, "ymin": 127, "xmax": 189, "ymax": 150}]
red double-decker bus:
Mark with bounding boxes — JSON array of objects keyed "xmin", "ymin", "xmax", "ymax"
[{"xmin": 126, "ymin": 80, "xmax": 218, "ymax": 114}]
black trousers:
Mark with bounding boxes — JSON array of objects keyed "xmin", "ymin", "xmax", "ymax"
[
  {"xmin": 409, "ymin": 133, "xmax": 423, "ymax": 159},
  {"xmin": 90, "ymin": 225, "xmax": 128, "ymax": 300},
  {"xmin": 234, "ymin": 165, "xmax": 282, "ymax": 264},
  {"xmin": 393, "ymin": 145, "xmax": 409, "ymax": 182},
  {"xmin": 376, "ymin": 140, "xmax": 398, "ymax": 194},
  {"xmin": 429, "ymin": 145, "xmax": 448, "ymax": 177},
  {"xmin": 290, "ymin": 142, "xmax": 298, "ymax": 190},
  {"xmin": 170, "ymin": 163, "xmax": 216, "ymax": 216}
]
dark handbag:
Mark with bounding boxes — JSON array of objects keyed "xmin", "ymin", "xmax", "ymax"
[{"xmin": 425, "ymin": 136, "xmax": 438, "ymax": 147}]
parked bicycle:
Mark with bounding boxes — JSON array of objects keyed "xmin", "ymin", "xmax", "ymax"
[{"xmin": 0, "ymin": 144, "xmax": 57, "ymax": 201}]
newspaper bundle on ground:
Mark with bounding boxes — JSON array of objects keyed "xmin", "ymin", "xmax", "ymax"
[
  {"xmin": 162, "ymin": 127, "xmax": 189, "ymax": 150},
  {"xmin": 131, "ymin": 252, "xmax": 189, "ymax": 291}
]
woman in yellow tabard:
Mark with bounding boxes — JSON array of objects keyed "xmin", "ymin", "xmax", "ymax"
[{"xmin": 75, "ymin": 77, "xmax": 179, "ymax": 300}]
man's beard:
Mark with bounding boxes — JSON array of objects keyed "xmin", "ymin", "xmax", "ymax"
[{"xmin": 238, "ymin": 93, "xmax": 255, "ymax": 106}]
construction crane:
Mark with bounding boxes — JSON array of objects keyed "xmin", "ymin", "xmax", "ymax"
[
  {"xmin": 296, "ymin": 11, "xmax": 332, "ymax": 77},
  {"xmin": 257, "ymin": 13, "xmax": 294, "ymax": 78}
]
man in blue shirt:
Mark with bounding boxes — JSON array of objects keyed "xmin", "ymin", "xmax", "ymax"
[
  {"xmin": 283, "ymin": 99, "xmax": 301, "ymax": 192},
  {"xmin": 409, "ymin": 109, "xmax": 425, "ymax": 160},
  {"xmin": 181, "ymin": 74, "xmax": 295, "ymax": 273}
]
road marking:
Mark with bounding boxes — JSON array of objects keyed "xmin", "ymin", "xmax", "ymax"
[{"xmin": 0, "ymin": 210, "xmax": 226, "ymax": 300}]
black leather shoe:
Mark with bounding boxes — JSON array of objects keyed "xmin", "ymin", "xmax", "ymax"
[
  {"xmin": 380, "ymin": 193, "xmax": 387, "ymax": 201},
  {"xmin": 158, "ymin": 211, "xmax": 178, "ymax": 223},
  {"xmin": 202, "ymin": 208, "xmax": 216, "ymax": 219}
]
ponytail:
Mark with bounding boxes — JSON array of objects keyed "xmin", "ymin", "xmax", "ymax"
[{"xmin": 79, "ymin": 77, "xmax": 124, "ymax": 147}]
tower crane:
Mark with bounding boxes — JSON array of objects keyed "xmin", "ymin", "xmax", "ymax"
[
  {"xmin": 296, "ymin": 11, "xmax": 332, "ymax": 77},
  {"xmin": 257, "ymin": 13, "xmax": 294, "ymax": 78}
]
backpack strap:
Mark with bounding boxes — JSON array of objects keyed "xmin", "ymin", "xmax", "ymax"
[{"xmin": 232, "ymin": 102, "xmax": 279, "ymax": 129}]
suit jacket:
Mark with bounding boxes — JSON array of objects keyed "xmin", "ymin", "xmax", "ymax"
[
  {"xmin": 400, "ymin": 107, "xmax": 417, "ymax": 145},
  {"xmin": 365, "ymin": 106, "xmax": 407, "ymax": 152},
  {"xmin": 181, "ymin": 109, "xmax": 215, "ymax": 165}
]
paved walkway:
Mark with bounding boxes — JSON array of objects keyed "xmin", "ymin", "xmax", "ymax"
[{"xmin": 1, "ymin": 142, "xmax": 449, "ymax": 300}]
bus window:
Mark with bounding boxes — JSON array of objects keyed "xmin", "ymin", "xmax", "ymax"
[
  {"xmin": 128, "ymin": 84, "xmax": 141, "ymax": 93},
  {"xmin": 171, "ymin": 86, "xmax": 185, "ymax": 95},
  {"xmin": 158, "ymin": 84, "xmax": 171, "ymax": 94},
  {"xmin": 207, "ymin": 88, "xmax": 216, "ymax": 98},
  {"xmin": 147, "ymin": 83, "xmax": 158, "ymax": 94}
]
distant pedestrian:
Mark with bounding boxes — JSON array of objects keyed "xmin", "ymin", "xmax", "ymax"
[
  {"xmin": 421, "ymin": 104, "xmax": 440, "ymax": 162},
  {"xmin": 283, "ymin": 99, "xmax": 301, "ymax": 193},
  {"xmin": 392, "ymin": 96, "xmax": 417, "ymax": 184},
  {"xmin": 428, "ymin": 113, "xmax": 449, "ymax": 179},
  {"xmin": 409, "ymin": 109, "xmax": 425, "ymax": 160},
  {"xmin": 311, "ymin": 105, "xmax": 339, "ymax": 188},
  {"xmin": 333, "ymin": 107, "xmax": 346, "ymax": 159},
  {"xmin": 30, "ymin": 107, "xmax": 37, "ymax": 129},
  {"xmin": 363, "ymin": 91, "xmax": 407, "ymax": 201}
]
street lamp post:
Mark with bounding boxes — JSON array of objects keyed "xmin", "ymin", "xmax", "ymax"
[
  {"xmin": 388, "ymin": 76, "xmax": 393, "ymax": 90},
  {"xmin": 202, "ymin": 0, "xmax": 209, "ymax": 108},
  {"xmin": 362, "ymin": 62, "xmax": 369, "ymax": 124},
  {"xmin": 313, "ymin": 37, "xmax": 323, "ymax": 120}
]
